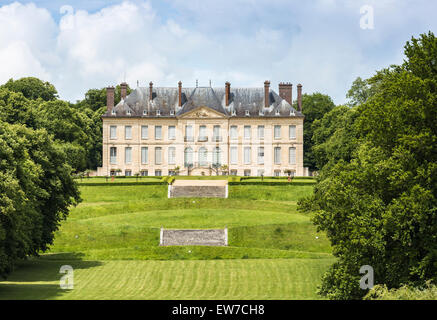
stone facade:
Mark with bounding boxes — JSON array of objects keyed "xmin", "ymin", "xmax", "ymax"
[{"xmin": 97, "ymin": 81, "xmax": 305, "ymax": 177}]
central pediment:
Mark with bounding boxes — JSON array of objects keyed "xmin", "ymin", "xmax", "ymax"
[{"xmin": 178, "ymin": 106, "xmax": 227, "ymax": 119}]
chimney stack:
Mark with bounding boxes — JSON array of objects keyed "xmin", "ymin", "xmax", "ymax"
[
  {"xmin": 149, "ymin": 81, "xmax": 153, "ymax": 101},
  {"xmin": 106, "ymin": 86, "xmax": 115, "ymax": 113},
  {"xmin": 297, "ymin": 84, "xmax": 303, "ymax": 111},
  {"xmin": 178, "ymin": 81, "xmax": 182, "ymax": 107},
  {"xmin": 264, "ymin": 80, "xmax": 270, "ymax": 108},
  {"xmin": 120, "ymin": 82, "xmax": 127, "ymax": 100},
  {"xmin": 279, "ymin": 82, "xmax": 293, "ymax": 106},
  {"xmin": 225, "ymin": 81, "xmax": 231, "ymax": 106}
]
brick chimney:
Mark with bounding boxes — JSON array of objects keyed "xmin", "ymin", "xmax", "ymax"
[
  {"xmin": 149, "ymin": 81, "xmax": 153, "ymax": 101},
  {"xmin": 106, "ymin": 86, "xmax": 115, "ymax": 113},
  {"xmin": 178, "ymin": 81, "xmax": 182, "ymax": 107},
  {"xmin": 120, "ymin": 82, "xmax": 127, "ymax": 100},
  {"xmin": 297, "ymin": 84, "xmax": 303, "ymax": 111},
  {"xmin": 225, "ymin": 81, "xmax": 231, "ymax": 106},
  {"xmin": 279, "ymin": 82, "xmax": 292, "ymax": 106},
  {"xmin": 264, "ymin": 80, "xmax": 270, "ymax": 108}
]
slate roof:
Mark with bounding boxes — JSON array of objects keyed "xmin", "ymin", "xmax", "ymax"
[{"xmin": 103, "ymin": 85, "xmax": 303, "ymax": 118}]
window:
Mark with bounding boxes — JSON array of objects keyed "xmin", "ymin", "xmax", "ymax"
[
  {"xmin": 141, "ymin": 170, "xmax": 148, "ymax": 176},
  {"xmin": 230, "ymin": 126, "xmax": 238, "ymax": 140},
  {"xmin": 289, "ymin": 147, "xmax": 296, "ymax": 165},
  {"xmin": 127, "ymin": 110, "xmax": 131, "ymax": 116},
  {"xmin": 125, "ymin": 170, "xmax": 132, "ymax": 176},
  {"xmin": 125, "ymin": 147, "xmax": 132, "ymax": 164},
  {"xmin": 156, "ymin": 110, "xmax": 161, "ymax": 116},
  {"xmin": 257, "ymin": 125, "xmax": 264, "ymax": 139},
  {"xmin": 244, "ymin": 169, "xmax": 251, "ymax": 176},
  {"xmin": 185, "ymin": 125, "xmax": 193, "ymax": 141},
  {"xmin": 275, "ymin": 109, "xmax": 280, "ymax": 116},
  {"xmin": 155, "ymin": 126, "xmax": 162, "ymax": 139},
  {"xmin": 170, "ymin": 110, "xmax": 175, "ymax": 116},
  {"xmin": 141, "ymin": 147, "xmax": 148, "ymax": 164},
  {"xmin": 155, "ymin": 170, "xmax": 162, "ymax": 176},
  {"xmin": 274, "ymin": 147, "xmax": 281, "ymax": 164},
  {"xmin": 168, "ymin": 126, "xmax": 176, "ymax": 140},
  {"xmin": 244, "ymin": 126, "xmax": 251, "ymax": 140},
  {"xmin": 245, "ymin": 110, "xmax": 250, "ymax": 116},
  {"xmin": 274, "ymin": 170, "xmax": 281, "ymax": 177},
  {"xmin": 230, "ymin": 170, "xmax": 238, "ymax": 176},
  {"xmin": 184, "ymin": 147, "xmax": 193, "ymax": 167},
  {"xmin": 199, "ymin": 125, "xmax": 207, "ymax": 141},
  {"xmin": 289, "ymin": 125, "xmax": 296, "ymax": 140},
  {"xmin": 198, "ymin": 147, "xmax": 208, "ymax": 166},
  {"xmin": 257, "ymin": 169, "xmax": 265, "ymax": 177},
  {"xmin": 213, "ymin": 147, "xmax": 221, "ymax": 166},
  {"xmin": 244, "ymin": 147, "xmax": 251, "ymax": 164},
  {"xmin": 213, "ymin": 125, "xmax": 221, "ymax": 141},
  {"xmin": 155, "ymin": 147, "xmax": 162, "ymax": 164},
  {"xmin": 168, "ymin": 147, "xmax": 176, "ymax": 165},
  {"xmin": 125, "ymin": 126, "xmax": 132, "ymax": 140},
  {"xmin": 274, "ymin": 125, "xmax": 281, "ymax": 139},
  {"xmin": 231, "ymin": 109, "xmax": 236, "ymax": 116},
  {"xmin": 258, "ymin": 147, "xmax": 264, "ymax": 164},
  {"xmin": 141, "ymin": 126, "xmax": 148, "ymax": 139},
  {"xmin": 110, "ymin": 147, "xmax": 117, "ymax": 164},
  {"xmin": 230, "ymin": 147, "xmax": 238, "ymax": 164},
  {"xmin": 143, "ymin": 110, "xmax": 148, "ymax": 115},
  {"xmin": 111, "ymin": 110, "xmax": 116, "ymax": 115},
  {"xmin": 110, "ymin": 126, "xmax": 117, "ymax": 139}
]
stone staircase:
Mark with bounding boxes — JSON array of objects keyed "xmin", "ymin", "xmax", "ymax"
[
  {"xmin": 160, "ymin": 228, "xmax": 228, "ymax": 246},
  {"xmin": 169, "ymin": 185, "xmax": 227, "ymax": 198}
]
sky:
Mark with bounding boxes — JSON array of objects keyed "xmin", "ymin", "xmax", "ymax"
[{"xmin": 0, "ymin": 0, "xmax": 436, "ymax": 104}]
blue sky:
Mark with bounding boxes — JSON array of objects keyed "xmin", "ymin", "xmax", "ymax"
[{"xmin": 0, "ymin": 0, "xmax": 436, "ymax": 104}]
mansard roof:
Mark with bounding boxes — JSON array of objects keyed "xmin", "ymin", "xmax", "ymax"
[{"xmin": 103, "ymin": 85, "xmax": 303, "ymax": 118}]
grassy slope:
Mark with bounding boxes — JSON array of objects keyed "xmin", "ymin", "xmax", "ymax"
[{"xmin": 1, "ymin": 181, "xmax": 334, "ymax": 299}]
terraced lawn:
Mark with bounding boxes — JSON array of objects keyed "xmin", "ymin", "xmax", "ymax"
[{"xmin": 0, "ymin": 181, "xmax": 334, "ymax": 299}]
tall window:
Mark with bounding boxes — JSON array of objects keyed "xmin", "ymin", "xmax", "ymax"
[
  {"xmin": 110, "ymin": 126, "xmax": 117, "ymax": 139},
  {"xmin": 168, "ymin": 147, "xmax": 176, "ymax": 165},
  {"xmin": 289, "ymin": 125, "xmax": 296, "ymax": 140},
  {"xmin": 230, "ymin": 126, "xmax": 238, "ymax": 140},
  {"xmin": 168, "ymin": 126, "xmax": 176, "ymax": 140},
  {"xmin": 274, "ymin": 147, "xmax": 281, "ymax": 164},
  {"xmin": 155, "ymin": 147, "xmax": 162, "ymax": 164},
  {"xmin": 125, "ymin": 126, "xmax": 132, "ymax": 140},
  {"xmin": 199, "ymin": 125, "xmax": 207, "ymax": 140},
  {"xmin": 141, "ymin": 125, "xmax": 148, "ymax": 139},
  {"xmin": 125, "ymin": 147, "xmax": 132, "ymax": 164},
  {"xmin": 213, "ymin": 125, "xmax": 220, "ymax": 141},
  {"xmin": 230, "ymin": 146, "xmax": 238, "ymax": 164},
  {"xmin": 184, "ymin": 147, "xmax": 193, "ymax": 167},
  {"xmin": 213, "ymin": 147, "xmax": 221, "ymax": 166},
  {"xmin": 185, "ymin": 125, "xmax": 193, "ymax": 141},
  {"xmin": 274, "ymin": 125, "xmax": 281, "ymax": 139},
  {"xmin": 289, "ymin": 147, "xmax": 296, "ymax": 164},
  {"xmin": 244, "ymin": 126, "xmax": 251, "ymax": 140},
  {"xmin": 244, "ymin": 147, "xmax": 251, "ymax": 164},
  {"xmin": 155, "ymin": 126, "xmax": 162, "ymax": 139},
  {"xmin": 110, "ymin": 147, "xmax": 117, "ymax": 164},
  {"xmin": 258, "ymin": 147, "xmax": 264, "ymax": 164},
  {"xmin": 257, "ymin": 125, "xmax": 264, "ymax": 139},
  {"xmin": 198, "ymin": 147, "xmax": 208, "ymax": 166},
  {"xmin": 141, "ymin": 147, "xmax": 148, "ymax": 164}
]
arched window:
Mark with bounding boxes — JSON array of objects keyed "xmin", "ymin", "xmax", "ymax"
[
  {"xmin": 198, "ymin": 147, "xmax": 208, "ymax": 167},
  {"xmin": 184, "ymin": 147, "xmax": 193, "ymax": 167},
  {"xmin": 213, "ymin": 147, "xmax": 221, "ymax": 166}
]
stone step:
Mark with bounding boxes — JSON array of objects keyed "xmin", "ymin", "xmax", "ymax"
[
  {"xmin": 160, "ymin": 229, "xmax": 228, "ymax": 246},
  {"xmin": 169, "ymin": 186, "xmax": 227, "ymax": 198}
]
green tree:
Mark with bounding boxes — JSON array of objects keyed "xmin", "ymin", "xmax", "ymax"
[
  {"xmin": 1, "ymin": 77, "xmax": 58, "ymax": 101},
  {"xmin": 0, "ymin": 121, "xmax": 80, "ymax": 278},
  {"xmin": 300, "ymin": 32, "xmax": 437, "ymax": 299},
  {"xmin": 300, "ymin": 93, "xmax": 336, "ymax": 170}
]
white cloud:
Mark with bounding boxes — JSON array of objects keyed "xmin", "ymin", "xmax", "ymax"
[{"xmin": 0, "ymin": 0, "xmax": 436, "ymax": 103}]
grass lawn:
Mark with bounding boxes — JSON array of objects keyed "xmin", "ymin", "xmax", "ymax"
[{"xmin": 0, "ymin": 182, "xmax": 333, "ymax": 300}]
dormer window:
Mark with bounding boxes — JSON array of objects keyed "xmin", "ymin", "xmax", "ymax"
[
  {"xmin": 156, "ymin": 110, "xmax": 161, "ymax": 116},
  {"xmin": 111, "ymin": 110, "xmax": 116, "ymax": 115},
  {"xmin": 245, "ymin": 110, "xmax": 250, "ymax": 116},
  {"xmin": 259, "ymin": 110, "xmax": 264, "ymax": 116},
  {"xmin": 290, "ymin": 109, "xmax": 295, "ymax": 116},
  {"xmin": 170, "ymin": 110, "xmax": 175, "ymax": 116},
  {"xmin": 275, "ymin": 110, "xmax": 280, "ymax": 116},
  {"xmin": 231, "ymin": 109, "xmax": 236, "ymax": 116},
  {"xmin": 126, "ymin": 110, "xmax": 131, "ymax": 116},
  {"xmin": 143, "ymin": 110, "xmax": 148, "ymax": 116}
]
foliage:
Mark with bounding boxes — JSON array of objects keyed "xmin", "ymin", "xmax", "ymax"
[
  {"xmin": 300, "ymin": 93, "xmax": 336, "ymax": 170},
  {"xmin": 1, "ymin": 77, "xmax": 58, "ymax": 101},
  {"xmin": 299, "ymin": 31, "xmax": 437, "ymax": 299},
  {"xmin": 364, "ymin": 282, "xmax": 437, "ymax": 300},
  {"xmin": 0, "ymin": 121, "xmax": 81, "ymax": 278}
]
